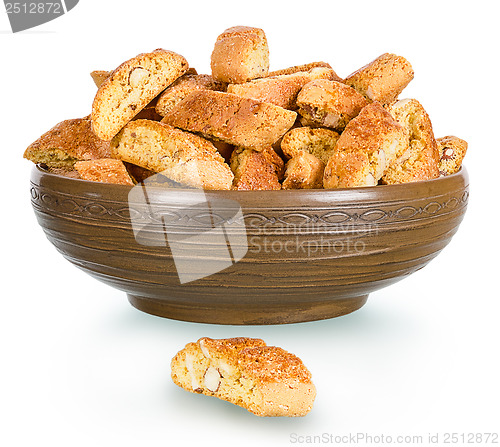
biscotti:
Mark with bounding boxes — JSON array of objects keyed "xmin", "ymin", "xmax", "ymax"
[
  {"xmin": 323, "ymin": 102, "xmax": 408, "ymax": 188},
  {"xmin": 382, "ymin": 98, "xmax": 440, "ymax": 184},
  {"xmin": 296, "ymin": 79, "xmax": 369, "ymax": 130},
  {"xmin": 230, "ymin": 147, "xmax": 282, "ymax": 190},
  {"xmin": 345, "ymin": 53, "xmax": 414, "ymax": 104},
  {"xmin": 162, "ymin": 90, "xmax": 297, "ymax": 151},
  {"xmin": 281, "ymin": 126, "xmax": 340, "ymax": 164},
  {"xmin": 91, "ymin": 49, "xmax": 189, "ymax": 141},
  {"xmin": 268, "ymin": 61, "xmax": 335, "ymax": 77},
  {"xmin": 90, "ymin": 70, "xmax": 111, "ymax": 88},
  {"xmin": 227, "ymin": 67, "xmax": 340, "ymax": 110},
  {"xmin": 211, "ymin": 26, "xmax": 269, "ymax": 84},
  {"xmin": 155, "ymin": 74, "xmax": 226, "ymax": 116},
  {"xmin": 171, "ymin": 337, "xmax": 316, "ymax": 417},
  {"xmin": 74, "ymin": 158, "xmax": 134, "ymax": 185},
  {"xmin": 25, "ymin": 26, "xmax": 467, "ymax": 191},
  {"xmin": 283, "ymin": 151, "xmax": 325, "ymax": 189},
  {"xmin": 24, "ymin": 117, "xmax": 111, "ymax": 168},
  {"xmin": 111, "ymin": 119, "xmax": 234, "ymax": 190},
  {"xmin": 437, "ymin": 136, "xmax": 468, "ymax": 176}
]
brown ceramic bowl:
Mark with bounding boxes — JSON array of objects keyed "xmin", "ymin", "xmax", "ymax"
[{"xmin": 30, "ymin": 165, "xmax": 469, "ymax": 325}]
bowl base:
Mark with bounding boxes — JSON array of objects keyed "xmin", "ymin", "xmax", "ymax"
[{"xmin": 126, "ymin": 294, "xmax": 369, "ymax": 325}]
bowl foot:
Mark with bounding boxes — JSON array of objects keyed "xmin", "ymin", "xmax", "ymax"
[{"xmin": 126, "ymin": 294, "xmax": 368, "ymax": 325}]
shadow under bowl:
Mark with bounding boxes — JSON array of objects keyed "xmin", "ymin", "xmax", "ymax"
[{"xmin": 30, "ymin": 165, "xmax": 469, "ymax": 325}]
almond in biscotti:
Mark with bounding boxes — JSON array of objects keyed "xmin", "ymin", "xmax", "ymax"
[
  {"xmin": 91, "ymin": 49, "xmax": 189, "ymax": 141},
  {"xmin": 171, "ymin": 337, "xmax": 316, "ymax": 417},
  {"xmin": 296, "ymin": 79, "xmax": 369, "ymax": 131}
]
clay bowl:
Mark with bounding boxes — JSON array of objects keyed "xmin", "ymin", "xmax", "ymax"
[{"xmin": 30, "ymin": 165, "xmax": 469, "ymax": 325}]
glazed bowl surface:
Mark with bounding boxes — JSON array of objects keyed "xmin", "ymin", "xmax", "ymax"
[{"xmin": 30, "ymin": 165, "xmax": 469, "ymax": 324}]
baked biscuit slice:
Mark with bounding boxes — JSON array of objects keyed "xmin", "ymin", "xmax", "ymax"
[
  {"xmin": 162, "ymin": 90, "xmax": 297, "ymax": 151},
  {"xmin": 211, "ymin": 26, "xmax": 269, "ymax": 84},
  {"xmin": 345, "ymin": 53, "xmax": 414, "ymax": 104},
  {"xmin": 323, "ymin": 102, "xmax": 408, "ymax": 188},
  {"xmin": 91, "ymin": 69, "xmax": 163, "ymax": 121},
  {"xmin": 24, "ymin": 117, "xmax": 111, "ymax": 168},
  {"xmin": 91, "ymin": 49, "xmax": 189, "ymax": 141},
  {"xmin": 268, "ymin": 61, "xmax": 336, "ymax": 77},
  {"xmin": 110, "ymin": 120, "xmax": 234, "ymax": 190},
  {"xmin": 282, "ymin": 151, "xmax": 325, "ymax": 189},
  {"xmin": 296, "ymin": 79, "xmax": 369, "ymax": 131},
  {"xmin": 155, "ymin": 74, "xmax": 226, "ymax": 116},
  {"xmin": 74, "ymin": 159, "xmax": 134, "ymax": 185},
  {"xmin": 281, "ymin": 126, "xmax": 340, "ymax": 164},
  {"xmin": 230, "ymin": 147, "xmax": 282, "ymax": 190},
  {"xmin": 382, "ymin": 99, "xmax": 440, "ymax": 184},
  {"xmin": 227, "ymin": 67, "xmax": 340, "ymax": 110},
  {"xmin": 171, "ymin": 337, "xmax": 316, "ymax": 417},
  {"xmin": 323, "ymin": 151, "xmax": 374, "ymax": 188},
  {"xmin": 436, "ymin": 135, "xmax": 468, "ymax": 176}
]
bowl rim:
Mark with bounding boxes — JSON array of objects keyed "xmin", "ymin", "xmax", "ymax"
[{"xmin": 32, "ymin": 163, "xmax": 469, "ymax": 197}]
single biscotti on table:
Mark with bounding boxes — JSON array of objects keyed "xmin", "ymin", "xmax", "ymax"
[
  {"xmin": 296, "ymin": 79, "xmax": 369, "ymax": 130},
  {"xmin": 171, "ymin": 337, "xmax": 316, "ymax": 417},
  {"xmin": 162, "ymin": 90, "xmax": 297, "ymax": 151},
  {"xmin": 211, "ymin": 26, "xmax": 269, "ymax": 84},
  {"xmin": 282, "ymin": 151, "xmax": 325, "ymax": 189},
  {"xmin": 323, "ymin": 102, "xmax": 408, "ymax": 188},
  {"xmin": 155, "ymin": 74, "xmax": 226, "ymax": 116},
  {"xmin": 227, "ymin": 67, "xmax": 341, "ymax": 110},
  {"xmin": 436, "ymin": 135, "xmax": 468, "ymax": 176},
  {"xmin": 382, "ymin": 98, "xmax": 440, "ymax": 184},
  {"xmin": 281, "ymin": 126, "xmax": 340, "ymax": 164},
  {"xmin": 91, "ymin": 49, "xmax": 189, "ymax": 141},
  {"xmin": 230, "ymin": 147, "xmax": 282, "ymax": 190},
  {"xmin": 110, "ymin": 119, "xmax": 234, "ymax": 190},
  {"xmin": 344, "ymin": 53, "xmax": 414, "ymax": 104},
  {"xmin": 24, "ymin": 117, "xmax": 111, "ymax": 168},
  {"xmin": 74, "ymin": 158, "xmax": 134, "ymax": 185}
]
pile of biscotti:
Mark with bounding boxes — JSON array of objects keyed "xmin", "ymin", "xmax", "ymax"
[{"xmin": 24, "ymin": 26, "xmax": 467, "ymax": 190}]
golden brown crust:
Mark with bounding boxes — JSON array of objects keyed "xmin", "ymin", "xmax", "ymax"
[
  {"xmin": 23, "ymin": 117, "xmax": 111, "ymax": 168},
  {"xmin": 171, "ymin": 337, "xmax": 316, "ymax": 417},
  {"xmin": 436, "ymin": 135, "xmax": 468, "ymax": 176},
  {"xmin": 227, "ymin": 67, "xmax": 340, "ymax": 110},
  {"xmin": 162, "ymin": 90, "xmax": 297, "ymax": 151},
  {"xmin": 282, "ymin": 151, "xmax": 325, "ymax": 189},
  {"xmin": 323, "ymin": 102, "xmax": 408, "ymax": 188},
  {"xmin": 211, "ymin": 26, "xmax": 269, "ymax": 84},
  {"xmin": 296, "ymin": 79, "xmax": 369, "ymax": 130},
  {"xmin": 91, "ymin": 49, "xmax": 189, "ymax": 141},
  {"xmin": 90, "ymin": 70, "xmax": 111, "ymax": 88},
  {"xmin": 281, "ymin": 126, "xmax": 340, "ymax": 163},
  {"xmin": 345, "ymin": 53, "xmax": 414, "ymax": 104},
  {"xmin": 110, "ymin": 119, "xmax": 233, "ymax": 190},
  {"xmin": 382, "ymin": 99, "xmax": 440, "ymax": 184},
  {"xmin": 268, "ymin": 61, "xmax": 337, "ymax": 77},
  {"xmin": 230, "ymin": 147, "xmax": 282, "ymax": 190},
  {"xmin": 155, "ymin": 74, "xmax": 226, "ymax": 116},
  {"xmin": 74, "ymin": 158, "xmax": 134, "ymax": 185},
  {"xmin": 323, "ymin": 150, "xmax": 374, "ymax": 188}
]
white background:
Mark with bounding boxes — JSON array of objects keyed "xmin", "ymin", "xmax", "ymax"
[{"xmin": 1, "ymin": 1, "xmax": 498, "ymax": 446}]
